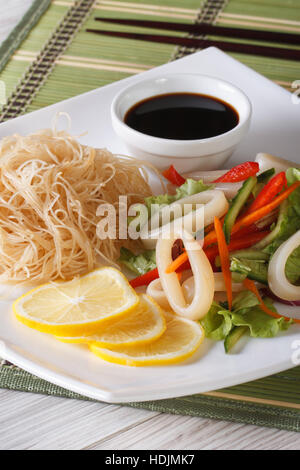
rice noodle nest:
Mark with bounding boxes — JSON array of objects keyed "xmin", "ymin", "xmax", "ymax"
[{"xmin": 0, "ymin": 128, "xmax": 153, "ymax": 285}]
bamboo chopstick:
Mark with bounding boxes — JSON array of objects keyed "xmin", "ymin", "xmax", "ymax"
[
  {"xmin": 86, "ymin": 28, "xmax": 300, "ymax": 62},
  {"xmin": 94, "ymin": 17, "xmax": 300, "ymax": 46}
]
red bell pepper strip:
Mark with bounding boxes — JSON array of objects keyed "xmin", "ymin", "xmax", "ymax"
[
  {"xmin": 213, "ymin": 162, "xmax": 259, "ymax": 183},
  {"xmin": 130, "ymin": 268, "xmax": 159, "ymax": 288},
  {"xmin": 246, "ymin": 171, "xmax": 287, "ymax": 214},
  {"xmin": 162, "ymin": 165, "xmax": 186, "ymax": 186},
  {"xmin": 230, "ymin": 223, "xmax": 260, "ymax": 239},
  {"xmin": 130, "ymin": 258, "xmax": 191, "ymax": 288}
]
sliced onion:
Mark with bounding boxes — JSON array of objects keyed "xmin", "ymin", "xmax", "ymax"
[
  {"xmin": 268, "ymin": 230, "xmax": 300, "ymax": 301},
  {"xmin": 183, "ymin": 170, "xmax": 243, "ymax": 197},
  {"xmin": 146, "ymin": 278, "xmax": 171, "ymax": 310},
  {"xmin": 147, "ymin": 271, "xmax": 245, "ymax": 310},
  {"xmin": 260, "ymin": 288, "xmax": 300, "ymax": 307},
  {"xmin": 140, "ymin": 190, "xmax": 228, "ymax": 249},
  {"xmin": 255, "ymin": 209, "xmax": 278, "ymax": 229},
  {"xmin": 147, "ymin": 269, "xmax": 192, "ymax": 310},
  {"xmin": 183, "ymin": 169, "xmax": 227, "ymax": 183},
  {"xmin": 213, "ymin": 182, "xmax": 242, "ymax": 199},
  {"xmin": 156, "ymin": 229, "xmax": 214, "ymax": 320},
  {"xmin": 182, "ymin": 272, "xmax": 245, "ymax": 304},
  {"xmin": 255, "ymin": 153, "xmax": 297, "ymax": 173}
]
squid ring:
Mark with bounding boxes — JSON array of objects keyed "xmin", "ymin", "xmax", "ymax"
[
  {"xmin": 146, "ymin": 278, "xmax": 172, "ymax": 311},
  {"xmin": 140, "ymin": 190, "xmax": 228, "ymax": 250},
  {"xmin": 156, "ymin": 229, "xmax": 214, "ymax": 320},
  {"xmin": 147, "ymin": 272, "xmax": 245, "ymax": 310}
]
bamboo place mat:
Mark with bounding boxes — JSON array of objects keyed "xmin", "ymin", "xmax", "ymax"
[{"xmin": 0, "ymin": 0, "xmax": 300, "ymax": 432}]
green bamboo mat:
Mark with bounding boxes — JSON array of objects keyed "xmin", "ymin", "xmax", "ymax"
[
  {"xmin": 1, "ymin": 364, "xmax": 300, "ymax": 432},
  {"xmin": 0, "ymin": 0, "xmax": 300, "ymax": 432}
]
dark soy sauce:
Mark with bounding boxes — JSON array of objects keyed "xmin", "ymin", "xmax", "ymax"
[{"xmin": 124, "ymin": 92, "xmax": 239, "ymax": 140}]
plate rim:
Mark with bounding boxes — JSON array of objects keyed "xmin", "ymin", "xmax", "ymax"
[{"xmin": 0, "ymin": 339, "xmax": 296, "ymax": 403}]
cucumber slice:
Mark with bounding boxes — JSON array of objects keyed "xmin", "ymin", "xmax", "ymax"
[
  {"xmin": 252, "ymin": 169, "xmax": 275, "ymax": 198},
  {"xmin": 214, "ymin": 249, "xmax": 269, "ymax": 269},
  {"xmin": 254, "ymin": 199, "xmax": 288, "ymax": 250},
  {"xmin": 223, "ymin": 176, "xmax": 257, "ymax": 244},
  {"xmin": 257, "ymin": 168, "xmax": 275, "ymax": 184},
  {"xmin": 230, "ymin": 257, "xmax": 268, "ymax": 284},
  {"xmin": 229, "ymin": 249, "xmax": 270, "ymax": 261},
  {"xmin": 225, "ymin": 326, "xmax": 248, "ymax": 353}
]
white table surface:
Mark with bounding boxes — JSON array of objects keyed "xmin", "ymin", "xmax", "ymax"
[{"xmin": 0, "ymin": 0, "xmax": 300, "ymax": 450}]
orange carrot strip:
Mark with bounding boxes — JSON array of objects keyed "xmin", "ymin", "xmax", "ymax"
[
  {"xmin": 165, "ymin": 251, "xmax": 187, "ymax": 274},
  {"xmin": 214, "ymin": 216, "xmax": 232, "ymax": 310},
  {"xmin": 243, "ymin": 278, "xmax": 300, "ymax": 324},
  {"xmin": 205, "ymin": 215, "xmax": 225, "ymax": 235}
]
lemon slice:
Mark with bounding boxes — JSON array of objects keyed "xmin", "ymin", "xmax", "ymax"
[
  {"xmin": 90, "ymin": 311, "xmax": 204, "ymax": 366},
  {"xmin": 56, "ymin": 294, "xmax": 166, "ymax": 348},
  {"xmin": 13, "ymin": 268, "xmax": 139, "ymax": 336}
]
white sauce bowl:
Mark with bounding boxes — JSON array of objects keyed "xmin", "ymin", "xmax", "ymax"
[{"xmin": 111, "ymin": 73, "xmax": 252, "ymax": 172}]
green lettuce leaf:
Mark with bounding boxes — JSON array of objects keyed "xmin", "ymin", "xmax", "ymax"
[
  {"xmin": 232, "ymin": 290, "xmax": 260, "ymax": 310},
  {"xmin": 118, "ymin": 247, "xmax": 156, "ymax": 275},
  {"xmin": 201, "ymin": 302, "xmax": 232, "ymax": 341},
  {"xmin": 261, "ymin": 200, "xmax": 300, "ymax": 255},
  {"xmin": 285, "ymin": 245, "xmax": 300, "ymax": 285},
  {"xmin": 286, "ymin": 167, "xmax": 300, "ymax": 184},
  {"xmin": 174, "ymin": 178, "xmax": 212, "ymax": 200},
  {"xmin": 286, "ymin": 167, "xmax": 300, "ymax": 217},
  {"xmin": 201, "ymin": 291, "xmax": 292, "ymax": 352},
  {"xmin": 231, "ymin": 296, "xmax": 292, "ymax": 338},
  {"xmin": 144, "ymin": 193, "xmax": 176, "ymax": 215}
]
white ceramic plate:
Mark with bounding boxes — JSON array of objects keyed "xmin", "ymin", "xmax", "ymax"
[{"xmin": 0, "ymin": 47, "xmax": 299, "ymax": 403}]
